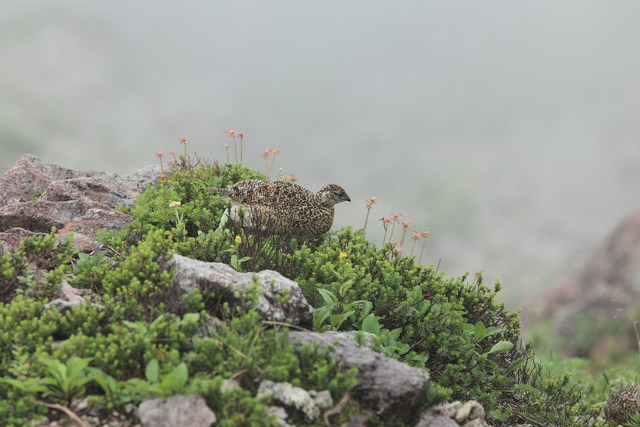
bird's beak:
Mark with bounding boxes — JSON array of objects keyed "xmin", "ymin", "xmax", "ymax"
[{"xmin": 345, "ymin": 195, "xmax": 351, "ymax": 202}]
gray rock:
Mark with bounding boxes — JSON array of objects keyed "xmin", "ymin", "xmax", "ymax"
[
  {"xmin": 0, "ymin": 227, "xmax": 47, "ymax": 254},
  {"xmin": 0, "ymin": 226, "xmax": 103, "ymax": 259},
  {"xmin": 220, "ymin": 378, "xmax": 240, "ymax": 394},
  {"xmin": 266, "ymin": 406, "xmax": 293, "ymax": 427},
  {"xmin": 454, "ymin": 400, "xmax": 485, "ymax": 423},
  {"xmin": 168, "ymin": 254, "xmax": 313, "ymax": 327},
  {"xmin": 0, "ymin": 199, "xmax": 104, "ymax": 233},
  {"xmin": 56, "ymin": 208, "xmax": 133, "ymax": 236},
  {"xmin": 414, "ymin": 414, "xmax": 460, "ymax": 427},
  {"xmin": 137, "ymin": 393, "xmax": 216, "ymax": 427},
  {"xmin": 288, "ymin": 331, "xmax": 430, "ymax": 424},
  {"xmin": 257, "ymin": 380, "xmax": 319, "ymax": 422},
  {"xmin": 43, "ymin": 281, "xmax": 101, "ymax": 312},
  {"xmin": 39, "ymin": 174, "xmax": 140, "ymax": 207},
  {"xmin": 309, "ymin": 389, "xmax": 333, "ymax": 408},
  {"xmin": 461, "ymin": 419, "xmax": 490, "ymax": 427},
  {"xmin": 121, "ymin": 164, "xmax": 162, "ymax": 189},
  {"xmin": 427, "ymin": 401, "xmax": 462, "ymax": 418}
]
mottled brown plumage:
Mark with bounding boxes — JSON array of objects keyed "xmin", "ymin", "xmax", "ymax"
[
  {"xmin": 210, "ymin": 179, "xmax": 350, "ymax": 237},
  {"xmin": 604, "ymin": 384, "xmax": 640, "ymax": 424}
]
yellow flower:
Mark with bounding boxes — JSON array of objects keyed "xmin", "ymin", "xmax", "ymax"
[
  {"xmin": 235, "ymin": 235, "xmax": 242, "ymax": 245},
  {"xmin": 339, "ymin": 252, "xmax": 347, "ymax": 259}
]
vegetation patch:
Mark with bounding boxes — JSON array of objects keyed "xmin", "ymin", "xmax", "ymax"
[{"xmin": 0, "ymin": 149, "xmax": 630, "ymax": 425}]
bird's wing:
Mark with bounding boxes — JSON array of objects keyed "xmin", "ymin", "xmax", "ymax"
[{"xmin": 232, "ymin": 181, "xmax": 314, "ymax": 207}]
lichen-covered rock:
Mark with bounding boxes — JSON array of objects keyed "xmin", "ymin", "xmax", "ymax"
[
  {"xmin": 426, "ymin": 401, "xmax": 462, "ymax": 418},
  {"xmin": 168, "ymin": 254, "xmax": 313, "ymax": 327},
  {"xmin": 288, "ymin": 331, "xmax": 430, "ymax": 424},
  {"xmin": 454, "ymin": 400, "xmax": 485, "ymax": 423},
  {"xmin": 418, "ymin": 400, "xmax": 489, "ymax": 427},
  {"xmin": 414, "ymin": 414, "xmax": 460, "ymax": 427},
  {"xmin": 137, "ymin": 393, "xmax": 216, "ymax": 427},
  {"xmin": 309, "ymin": 389, "xmax": 333, "ymax": 408},
  {"xmin": 267, "ymin": 406, "xmax": 294, "ymax": 427},
  {"xmin": 604, "ymin": 384, "xmax": 640, "ymax": 424},
  {"xmin": 257, "ymin": 380, "xmax": 320, "ymax": 422},
  {"xmin": 461, "ymin": 419, "xmax": 490, "ymax": 427}
]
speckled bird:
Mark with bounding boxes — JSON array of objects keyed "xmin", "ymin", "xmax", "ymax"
[
  {"xmin": 210, "ymin": 179, "xmax": 351, "ymax": 237},
  {"xmin": 604, "ymin": 384, "xmax": 640, "ymax": 424}
]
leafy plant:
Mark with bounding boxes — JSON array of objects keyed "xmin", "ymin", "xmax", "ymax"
[
  {"xmin": 125, "ymin": 359, "xmax": 191, "ymax": 398},
  {"xmin": 313, "ymin": 281, "xmax": 371, "ymax": 331},
  {"xmin": 3, "ymin": 356, "xmax": 93, "ymax": 408},
  {"xmin": 71, "ymin": 250, "xmax": 115, "ymax": 291}
]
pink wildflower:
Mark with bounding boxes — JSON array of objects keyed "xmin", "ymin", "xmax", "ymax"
[
  {"xmin": 365, "ymin": 196, "xmax": 378, "ymax": 209},
  {"xmin": 402, "ymin": 219, "xmax": 414, "ymax": 230}
]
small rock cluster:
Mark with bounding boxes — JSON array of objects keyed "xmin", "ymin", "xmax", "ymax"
[
  {"xmin": 256, "ymin": 380, "xmax": 333, "ymax": 425},
  {"xmin": 417, "ymin": 400, "xmax": 488, "ymax": 427}
]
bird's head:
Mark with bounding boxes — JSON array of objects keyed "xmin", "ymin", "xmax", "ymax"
[{"xmin": 317, "ymin": 185, "xmax": 351, "ymax": 207}]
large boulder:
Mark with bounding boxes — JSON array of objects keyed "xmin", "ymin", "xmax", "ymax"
[
  {"xmin": 168, "ymin": 254, "xmax": 314, "ymax": 328},
  {"xmin": 0, "ymin": 154, "xmax": 158, "ymax": 249},
  {"xmin": 288, "ymin": 331, "xmax": 430, "ymax": 424},
  {"xmin": 0, "ymin": 154, "xmax": 103, "ymax": 205}
]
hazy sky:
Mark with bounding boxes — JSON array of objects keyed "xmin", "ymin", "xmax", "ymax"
[{"xmin": 2, "ymin": 1, "xmax": 640, "ymax": 306}]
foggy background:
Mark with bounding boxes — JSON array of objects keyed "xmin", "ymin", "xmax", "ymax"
[{"xmin": 2, "ymin": 1, "xmax": 640, "ymax": 307}]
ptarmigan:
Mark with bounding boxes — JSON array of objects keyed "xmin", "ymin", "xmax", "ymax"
[
  {"xmin": 210, "ymin": 179, "xmax": 350, "ymax": 237},
  {"xmin": 604, "ymin": 384, "xmax": 640, "ymax": 424}
]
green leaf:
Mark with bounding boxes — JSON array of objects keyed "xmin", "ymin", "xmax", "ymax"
[
  {"xmin": 361, "ymin": 313, "xmax": 380, "ymax": 334},
  {"xmin": 511, "ymin": 383, "xmax": 540, "ymax": 395},
  {"xmin": 486, "ymin": 341, "xmax": 514, "ymax": 355},
  {"xmin": 182, "ymin": 312, "xmax": 200, "ymax": 324},
  {"xmin": 313, "ymin": 305, "xmax": 332, "ymax": 329},
  {"xmin": 317, "ymin": 288, "xmax": 337, "ymax": 305},
  {"xmin": 123, "ymin": 320, "xmax": 148, "ymax": 335},
  {"xmin": 474, "ymin": 321, "xmax": 486, "ymax": 340},
  {"xmin": 161, "ymin": 363, "xmax": 189, "ymax": 393},
  {"xmin": 331, "ymin": 310, "xmax": 355, "ymax": 329},
  {"xmin": 145, "ymin": 359, "xmax": 160, "ymax": 384},
  {"xmin": 507, "ymin": 358, "xmax": 526, "ymax": 373},
  {"xmin": 483, "ymin": 326, "xmax": 503, "ymax": 339}
]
